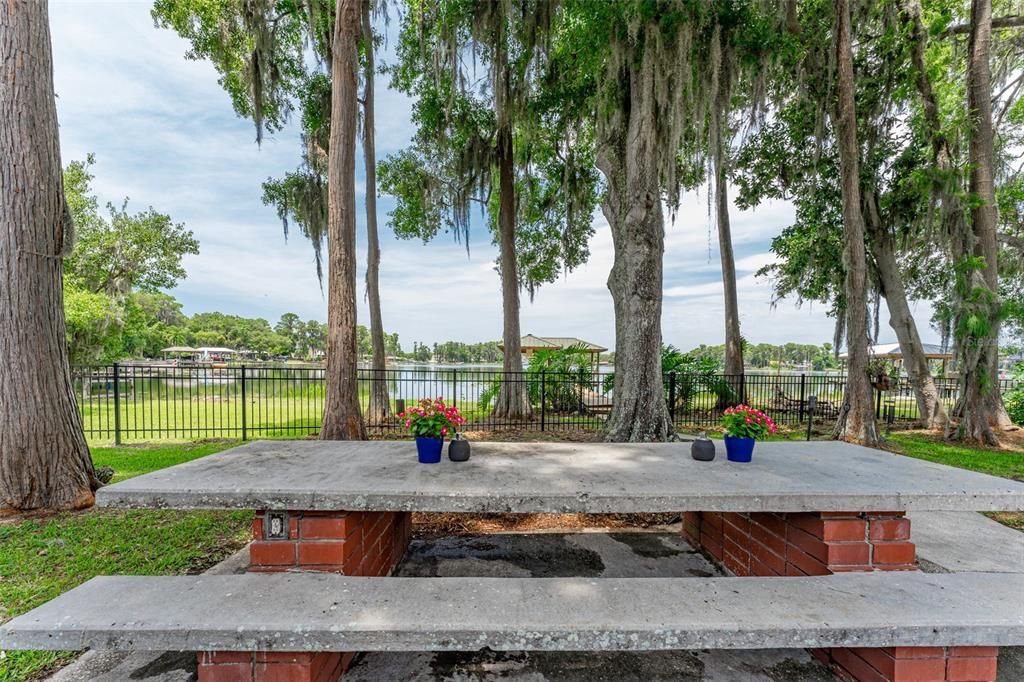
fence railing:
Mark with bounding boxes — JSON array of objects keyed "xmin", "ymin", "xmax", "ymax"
[{"xmin": 72, "ymin": 364, "xmax": 1018, "ymax": 443}]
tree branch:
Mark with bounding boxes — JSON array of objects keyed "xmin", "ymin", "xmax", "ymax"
[
  {"xmin": 946, "ymin": 15, "xmax": 1024, "ymax": 35},
  {"xmin": 998, "ymin": 232, "xmax": 1024, "ymax": 249}
]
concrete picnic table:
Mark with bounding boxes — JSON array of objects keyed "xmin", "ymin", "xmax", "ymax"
[
  {"xmin": 95, "ymin": 438, "xmax": 1024, "ymax": 577},
  {"xmin": 95, "ymin": 439, "xmax": 1024, "ymax": 682},
  {"xmin": 96, "ymin": 439, "xmax": 1024, "ymax": 513}
]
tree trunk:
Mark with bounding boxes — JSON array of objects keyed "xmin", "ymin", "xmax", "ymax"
[
  {"xmin": 491, "ymin": 25, "xmax": 530, "ymax": 420},
  {"xmin": 830, "ymin": 0, "xmax": 878, "ymax": 446},
  {"xmin": 0, "ymin": 0, "xmax": 99, "ymax": 510},
  {"xmin": 712, "ymin": 67, "xmax": 743, "ymax": 402},
  {"xmin": 597, "ymin": 43, "xmax": 672, "ymax": 443},
  {"xmin": 320, "ymin": 0, "xmax": 366, "ymax": 440},
  {"xmin": 361, "ymin": 1, "xmax": 390, "ymax": 424},
  {"xmin": 716, "ymin": 156, "xmax": 743, "ymax": 383},
  {"xmin": 491, "ymin": 125, "xmax": 531, "ymax": 418},
  {"xmin": 864, "ymin": 191, "xmax": 947, "ymax": 429},
  {"xmin": 954, "ymin": 0, "xmax": 1012, "ymax": 444}
]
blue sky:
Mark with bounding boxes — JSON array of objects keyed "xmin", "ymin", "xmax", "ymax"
[{"xmin": 49, "ymin": 1, "xmax": 938, "ymax": 352}]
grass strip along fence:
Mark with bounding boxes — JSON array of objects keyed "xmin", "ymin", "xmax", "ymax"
[{"xmin": 72, "ymin": 364, "xmax": 1017, "ymax": 444}]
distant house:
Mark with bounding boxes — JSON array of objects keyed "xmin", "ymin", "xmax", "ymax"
[
  {"xmin": 194, "ymin": 346, "xmax": 237, "ymax": 362},
  {"xmin": 161, "ymin": 346, "xmax": 198, "ymax": 362},
  {"xmin": 499, "ymin": 334, "xmax": 608, "ymax": 371},
  {"xmin": 840, "ymin": 342, "xmax": 953, "ymax": 375}
]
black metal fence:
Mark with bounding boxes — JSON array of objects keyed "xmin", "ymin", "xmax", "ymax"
[{"xmin": 73, "ymin": 363, "xmax": 1018, "ymax": 443}]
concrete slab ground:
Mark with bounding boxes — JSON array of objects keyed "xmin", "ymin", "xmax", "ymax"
[
  {"xmin": 44, "ymin": 513, "xmax": 1024, "ymax": 681},
  {"xmin": 910, "ymin": 512, "xmax": 1024, "ymax": 682},
  {"xmin": 910, "ymin": 511, "xmax": 1024, "ymax": 573}
]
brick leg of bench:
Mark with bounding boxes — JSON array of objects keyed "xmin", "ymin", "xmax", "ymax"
[
  {"xmin": 196, "ymin": 510, "xmax": 413, "ymax": 681},
  {"xmin": 683, "ymin": 511, "xmax": 999, "ymax": 682},
  {"xmin": 197, "ymin": 651, "xmax": 352, "ymax": 682}
]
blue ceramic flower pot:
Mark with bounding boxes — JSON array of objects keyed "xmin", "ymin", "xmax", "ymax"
[
  {"xmin": 415, "ymin": 436, "xmax": 444, "ymax": 464},
  {"xmin": 724, "ymin": 435, "xmax": 755, "ymax": 463}
]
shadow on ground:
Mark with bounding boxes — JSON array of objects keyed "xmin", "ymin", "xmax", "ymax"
[{"xmin": 344, "ymin": 532, "xmax": 833, "ymax": 682}]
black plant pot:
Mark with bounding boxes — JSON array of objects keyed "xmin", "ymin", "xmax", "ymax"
[
  {"xmin": 448, "ymin": 435, "xmax": 471, "ymax": 462},
  {"xmin": 691, "ymin": 437, "xmax": 716, "ymax": 462}
]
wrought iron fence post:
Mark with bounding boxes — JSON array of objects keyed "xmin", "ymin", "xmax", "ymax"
[
  {"xmin": 806, "ymin": 395, "xmax": 817, "ymax": 441},
  {"xmin": 451, "ymin": 369, "xmax": 457, "ymax": 408},
  {"xmin": 540, "ymin": 370, "xmax": 547, "ymax": 431},
  {"xmin": 112, "ymin": 362, "xmax": 121, "ymax": 445},
  {"xmin": 668, "ymin": 372, "xmax": 677, "ymax": 423},
  {"xmin": 241, "ymin": 365, "xmax": 248, "ymax": 441},
  {"xmin": 578, "ymin": 367, "xmax": 585, "ymax": 415},
  {"xmin": 799, "ymin": 374, "xmax": 806, "ymax": 422}
]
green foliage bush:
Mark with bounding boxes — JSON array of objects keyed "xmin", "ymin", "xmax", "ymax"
[
  {"xmin": 477, "ymin": 345, "xmax": 594, "ymax": 413},
  {"xmin": 526, "ymin": 345, "xmax": 595, "ymax": 412},
  {"xmin": 1007, "ymin": 389, "xmax": 1024, "ymax": 426},
  {"xmin": 602, "ymin": 345, "xmax": 734, "ymax": 411},
  {"xmin": 1006, "ymin": 363, "xmax": 1024, "ymax": 426}
]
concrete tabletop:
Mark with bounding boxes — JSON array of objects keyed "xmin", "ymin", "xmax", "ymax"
[{"xmin": 95, "ymin": 440, "xmax": 1024, "ymax": 513}]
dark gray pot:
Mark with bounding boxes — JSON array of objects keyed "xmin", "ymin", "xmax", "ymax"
[
  {"xmin": 448, "ymin": 436, "xmax": 471, "ymax": 462},
  {"xmin": 691, "ymin": 438, "xmax": 716, "ymax": 461}
]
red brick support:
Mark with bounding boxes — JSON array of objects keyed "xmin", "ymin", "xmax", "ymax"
[
  {"xmin": 198, "ymin": 510, "xmax": 412, "ymax": 682},
  {"xmin": 249, "ymin": 510, "xmax": 412, "ymax": 575},
  {"xmin": 682, "ymin": 511, "xmax": 915, "ymax": 576},
  {"xmin": 683, "ymin": 511, "xmax": 998, "ymax": 682},
  {"xmin": 197, "ymin": 651, "xmax": 348, "ymax": 682},
  {"xmin": 824, "ymin": 646, "xmax": 998, "ymax": 682}
]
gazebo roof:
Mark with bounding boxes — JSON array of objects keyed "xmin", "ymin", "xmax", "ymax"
[
  {"xmin": 500, "ymin": 334, "xmax": 608, "ymax": 354},
  {"xmin": 840, "ymin": 342, "xmax": 951, "ymax": 360}
]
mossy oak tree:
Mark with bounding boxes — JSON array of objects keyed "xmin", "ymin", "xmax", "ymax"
[{"xmin": 1, "ymin": 0, "xmax": 100, "ymax": 510}]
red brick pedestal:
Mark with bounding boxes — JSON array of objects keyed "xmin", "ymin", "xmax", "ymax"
[
  {"xmin": 248, "ymin": 510, "xmax": 412, "ymax": 575},
  {"xmin": 683, "ymin": 511, "xmax": 998, "ymax": 682},
  {"xmin": 198, "ymin": 652, "xmax": 345, "ymax": 682},
  {"xmin": 197, "ymin": 510, "xmax": 412, "ymax": 682}
]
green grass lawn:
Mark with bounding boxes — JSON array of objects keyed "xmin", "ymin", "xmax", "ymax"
[
  {"xmin": 885, "ymin": 431, "xmax": 1024, "ymax": 481},
  {"xmin": 0, "ymin": 441, "xmax": 250, "ymax": 682}
]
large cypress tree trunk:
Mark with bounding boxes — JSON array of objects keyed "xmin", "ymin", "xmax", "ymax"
[
  {"xmin": 864, "ymin": 192, "xmax": 947, "ymax": 429},
  {"xmin": 321, "ymin": 0, "xmax": 366, "ymax": 440},
  {"xmin": 0, "ymin": 0, "xmax": 99, "ymax": 510},
  {"xmin": 361, "ymin": 2, "xmax": 390, "ymax": 424},
  {"xmin": 953, "ymin": 0, "xmax": 1011, "ymax": 444},
  {"xmin": 491, "ymin": 25, "xmax": 531, "ymax": 420},
  {"xmin": 597, "ymin": 44, "xmax": 672, "ymax": 443},
  {"xmin": 830, "ymin": 0, "xmax": 878, "ymax": 445}
]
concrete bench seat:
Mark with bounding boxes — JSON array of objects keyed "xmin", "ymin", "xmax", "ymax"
[{"xmin": 3, "ymin": 572, "xmax": 1022, "ymax": 654}]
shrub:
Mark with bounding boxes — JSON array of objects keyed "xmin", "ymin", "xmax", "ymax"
[
  {"xmin": 525, "ymin": 345, "xmax": 594, "ymax": 412},
  {"xmin": 1006, "ymin": 388, "xmax": 1024, "ymax": 426},
  {"xmin": 476, "ymin": 345, "xmax": 595, "ymax": 414},
  {"xmin": 601, "ymin": 345, "xmax": 735, "ymax": 410},
  {"xmin": 1006, "ymin": 363, "xmax": 1024, "ymax": 426}
]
